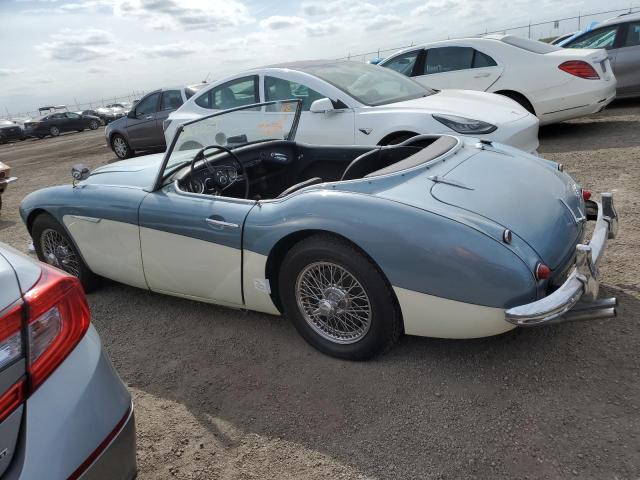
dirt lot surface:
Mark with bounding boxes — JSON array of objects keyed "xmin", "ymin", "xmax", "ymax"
[{"xmin": 1, "ymin": 103, "xmax": 639, "ymax": 480}]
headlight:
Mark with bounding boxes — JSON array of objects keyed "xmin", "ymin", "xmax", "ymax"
[{"xmin": 433, "ymin": 114, "xmax": 497, "ymax": 135}]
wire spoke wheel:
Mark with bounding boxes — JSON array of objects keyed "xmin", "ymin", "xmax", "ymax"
[
  {"xmin": 295, "ymin": 261, "xmax": 372, "ymax": 344},
  {"xmin": 40, "ymin": 228, "xmax": 80, "ymax": 277}
]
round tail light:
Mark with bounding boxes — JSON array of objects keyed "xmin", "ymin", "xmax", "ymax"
[
  {"xmin": 582, "ymin": 189, "xmax": 592, "ymax": 201},
  {"xmin": 535, "ymin": 263, "xmax": 552, "ymax": 280}
]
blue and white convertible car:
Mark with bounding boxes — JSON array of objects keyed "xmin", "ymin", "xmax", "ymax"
[{"xmin": 20, "ymin": 100, "xmax": 619, "ymax": 359}]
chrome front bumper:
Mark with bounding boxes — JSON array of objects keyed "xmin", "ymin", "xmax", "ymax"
[
  {"xmin": 505, "ymin": 192, "xmax": 619, "ymax": 326},
  {"xmin": 0, "ymin": 176, "xmax": 17, "ymax": 193}
]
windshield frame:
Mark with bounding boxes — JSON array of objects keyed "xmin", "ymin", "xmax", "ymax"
[{"xmin": 152, "ymin": 99, "xmax": 302, "ymax": 191}]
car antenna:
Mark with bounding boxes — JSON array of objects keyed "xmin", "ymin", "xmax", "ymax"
[{"xmin": 203, "ymin": 72, "xmax": 211, "ymax": 83}]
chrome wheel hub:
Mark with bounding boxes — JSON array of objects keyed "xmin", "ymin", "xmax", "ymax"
[
  {"xmin": 113, "ymin": 138, "xmax": 127, "ymax": 157},
  {"xmin": 41, "ymin": 229, "xmax": 80, "ymax": 277},
  {"xmin": 295, "ymin": 261, "xmax": 372, "ymax": 344}
]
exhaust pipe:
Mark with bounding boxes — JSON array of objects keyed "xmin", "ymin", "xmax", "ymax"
[{"xmin": 556, "ymin": 297, "xmax": 617, "ymax": 324}]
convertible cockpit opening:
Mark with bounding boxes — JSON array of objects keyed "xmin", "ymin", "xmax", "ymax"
[
  {"xmin": 170, "ymin": 136, "xmax": 454, "ymax": 200},
  {"xmin": 159, "ymin": 100, "xmax": 457, "ymax": 200}
]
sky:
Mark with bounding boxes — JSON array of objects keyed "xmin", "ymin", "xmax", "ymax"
[{"xmin": 0, "ymin": 0, "xmax": 633, "ymax": 116}]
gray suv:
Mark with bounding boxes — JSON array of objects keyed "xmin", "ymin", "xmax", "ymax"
[
  {"xmin": 0, "ymin": 242, "xmax": 136, "ymax": 479},
  {"xmin": 563, "ymin": 12, "xmax": 640, "ymax": 98},
  {"xmin": 106, "ymin": 84, "xmax": 206, "ymax": 159}
]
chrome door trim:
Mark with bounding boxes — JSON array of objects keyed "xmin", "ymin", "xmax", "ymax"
[{"xmin": 70, "ymin": 215, "xmax": 101, "ymax": 223}]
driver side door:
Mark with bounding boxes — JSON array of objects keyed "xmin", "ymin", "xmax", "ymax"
[
  {"xmin": 138, "ymin": 185, "xmax": 255, "ymax": 307},
  {"xmin": 126, "ymin": 91, "xmax": 161, "ymax": 149}
]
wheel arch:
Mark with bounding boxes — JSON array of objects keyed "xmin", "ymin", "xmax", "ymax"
[
  {"xmin": 264, "ymin": 229, "xmax": 403, "ymax": 328},
  {"xmin": 25, "ymin": 208, "xmax": 49, "ymax": 234},
  {"xmin": 377, "ymin": 130, "xmax": 419, "ymax": 146},
  {"xmin": 493, "ymin": 89, "xmax": 536, "ymax": 115}
]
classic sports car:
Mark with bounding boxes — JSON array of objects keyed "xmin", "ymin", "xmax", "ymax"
[{"xmin": 20, "ymin": 100, "xmax": 619, "ymax": 359}]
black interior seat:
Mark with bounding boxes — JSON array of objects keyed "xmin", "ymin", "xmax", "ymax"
[{"xmin": 276, "ymin": 177, "xmax": 322, "ymax": 198}]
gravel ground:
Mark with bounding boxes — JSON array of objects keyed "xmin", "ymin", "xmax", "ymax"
[{"xmin": 0, "ymin": 103, "xmax": 639, "ymax": 480}]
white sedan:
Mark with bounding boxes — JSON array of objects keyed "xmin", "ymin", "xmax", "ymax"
[
  {"xmin": 165, "ymin": 60, "xmax": 539, "ymax": 153},
  {"xmin": 380, "ymin": 35, "xmax": 617, "ymax": 125}
]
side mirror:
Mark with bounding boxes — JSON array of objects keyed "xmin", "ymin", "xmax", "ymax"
[
  {"xmin": 127, "ymin": 110, "xmax": 136, "ymax": 119},
  {"xmin": 309, "ymin": 98, "xmax": 335, "ymax": 114},
  {"xmin": 71, "ymin": 164, "xmax": 90, "ymax": 184}
]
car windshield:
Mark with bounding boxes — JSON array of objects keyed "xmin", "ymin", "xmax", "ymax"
[
  {"xmin": 297, "ymin": 61, "xmax": 433, "ymax": 106},
  {"xmin": 160, "ymin": 99, "xmax": 301, "ymax": 179}
]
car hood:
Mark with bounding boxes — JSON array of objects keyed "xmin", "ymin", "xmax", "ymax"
[
  {"xmin": 85, "ymin": 153, "xmax": 164, "ymax": 189},
  {"xmin": 378, "ymin": 90, "xmax": 530, "ymax": 124}
]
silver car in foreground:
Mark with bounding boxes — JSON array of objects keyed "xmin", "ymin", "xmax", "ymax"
[{"xmin": 0, "ymin": 243, "xmax": 136, "ymax": 479}]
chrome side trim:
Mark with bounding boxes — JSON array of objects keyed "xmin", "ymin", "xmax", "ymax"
[
  {"xmin": 70, "ymin": 215, "xmax": 101, "ymax": 223},
  {"xmin": 505, "ymin": 192, "xmax": 619, "ymax": 326}
]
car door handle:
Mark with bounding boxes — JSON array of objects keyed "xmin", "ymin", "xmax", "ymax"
[
  {"xmin": 474, "ymin": 73, "xmax": 491, "ymax": 78},
  {"xmin": 205, "ymin": 217, "xmax": 239, "ymax": 230}
]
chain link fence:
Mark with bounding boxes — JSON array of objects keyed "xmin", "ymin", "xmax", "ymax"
[
  {"xmin": 3, "ymin": 91, "xmax": 148, "ymax": 122},
  {"xmin": 337, "ymin": 5, "xmax": 639, "ymax": 63}
]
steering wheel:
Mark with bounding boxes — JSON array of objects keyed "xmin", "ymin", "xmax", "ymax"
[{"xmin": 190, "ymin": 144, "xmax": 250, "ymax": 199}]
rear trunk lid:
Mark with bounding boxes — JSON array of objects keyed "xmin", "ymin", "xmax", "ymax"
[
  {"xmin": 546, "ymin": 47, "xmax": 614, "ymax": 81},
  {"xmin": 430, "ymin": 149, "xmax": 584, "ymax": 269}
]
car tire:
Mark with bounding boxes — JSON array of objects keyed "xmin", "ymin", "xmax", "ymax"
[
  {"xmin": 49, "ymin": 126, "xmax": 60, "ymax": 137},
  {"xmin": 279, "ymin": 233, "xmax": 402, "ymax": 360},
  {"xmin": 32, "ymin": 213, "xmax": 101, "ymax": 292},
  {"xmin": 111, "ymin": 134, "xmax": 132, "ymax": 159},
  {"xmin": 89, "ymin": 120, "xmax": 100, "ymax": 130}
]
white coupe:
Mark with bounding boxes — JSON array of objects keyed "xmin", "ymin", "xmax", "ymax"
[
  {"xmin": 165, "ymin": 60, "xmax": 539, "ymax": 153},
  {"xmin": 380, "ymin": 35, "xmax": 617, "ymax": 125}
]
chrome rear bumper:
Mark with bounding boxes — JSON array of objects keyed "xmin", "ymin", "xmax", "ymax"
[{"xmin": 505, "ymin": 192, "xmax": 618, "ymax": 326}]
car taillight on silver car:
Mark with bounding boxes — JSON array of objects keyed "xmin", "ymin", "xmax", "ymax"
[{"xmin": 0, "ymin": 263, "xmax": 90, "ymax": 421}]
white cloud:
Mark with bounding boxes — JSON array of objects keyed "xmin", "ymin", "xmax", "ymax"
[
  {"xmin": 138, "ymin": 42, "xmax": 201, "ymax": 58},
  {"xmin": 87, "ymin": 66, "xmax": 108, "ymax": 73},
  {"xmin": 113, "ymin": 0, "xmax": 252, "ymax": 32},
  {"xmin": 0, "ymin": 68, "xmax": 24, "ymax": 76},
  {"xmin": 363, "ymin": 14, "xmax": 403, "ymax": 31},
  {"xmin": 259, "ymin": 15, "xmax": 305, "ymax": 30},
  {"xmin": 38, "ymin": 28, "xmax": 117, "ymax": 62}
]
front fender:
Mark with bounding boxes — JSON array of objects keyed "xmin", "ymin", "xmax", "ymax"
[{"xmin": 244, "ymin": 190, "xmax": 536, "ymax": 309}]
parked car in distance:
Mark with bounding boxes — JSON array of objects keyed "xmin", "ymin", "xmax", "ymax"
[
  {"xmin": 0, "ymin": 162, "xmax": 17, "ymax": 213},
  {"xmin": 0, "ymin": 120, "xmax": 26, "ymax": 144},
  {"xmin": 562, "ymin": 12, "xmax": 640, "ymax": 98},
  {"xmin": 77, "ymin": 109, "xmax": 104, "ymax": 123},
  {"xmin": 166, "ymin": 61, "xmax": 539, "ymax": 153},
  {"xmin": 379, "ymin": 35, "xmax": 617, "ymax": 125},
  {"xmin": 106, "ymin": 83, "xmax": 207, "ymax": 159},
  {"xmin": 21, "ymin": 101, "xmax": 619, "ymax": 359},
  {"xmin": 0, "ymin": 242, "xmax": 136, "ymax": 478},
  {"xmin": 24, "ymin": 111, "xmax": 101, "ymax": 139}
]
